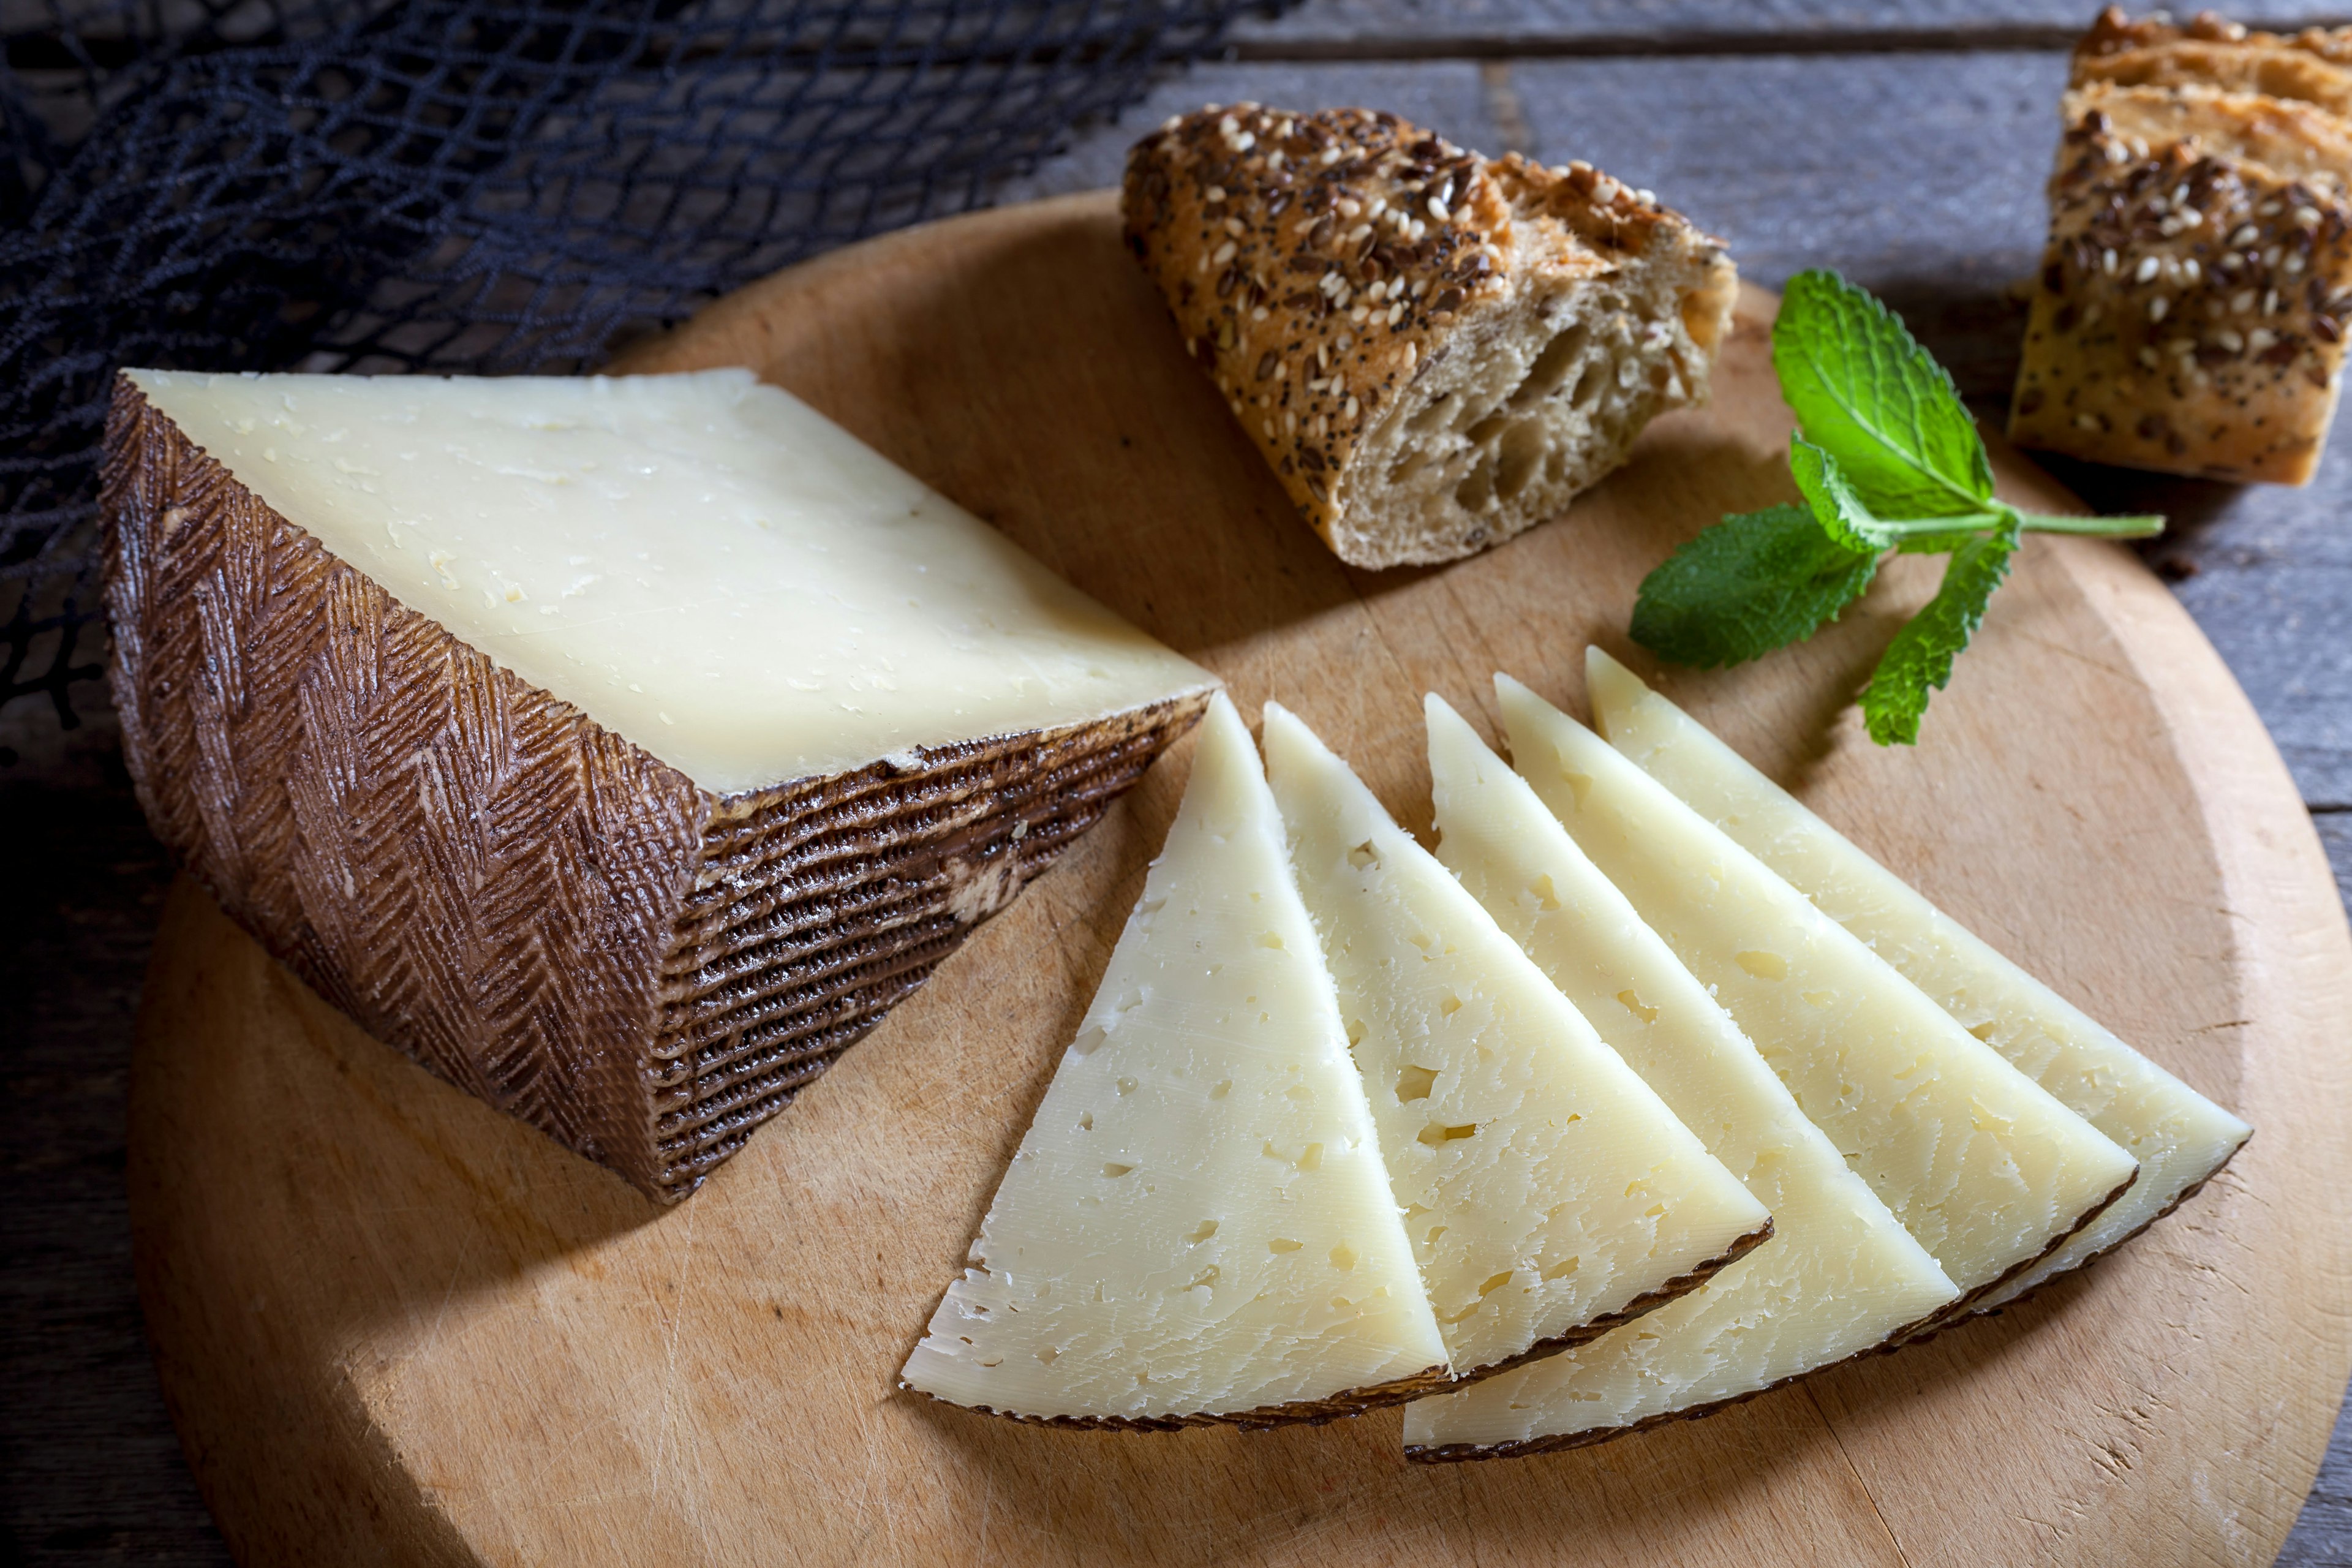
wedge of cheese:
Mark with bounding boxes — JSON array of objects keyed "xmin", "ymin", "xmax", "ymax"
[
  {"xmin": 1585, "ymin": 649, "xmax": 2252, "ymax": 1309},
  {"xmin": 105, "ymin": 369, "xmax": 1216, "ymax": 1200},
  {"xmin": 1404, "ymin": 697, "xmax": 1956, "ymax": 1459},
  {"xmin": 1495, "ymin": 675, "xmax": 2139, "ymax": 1315},
  {"xmin": 1259, "ymin": 703, "xmax": 1771, "ymax": 1384},
  {"xmin": 899, "ymin": 694, "xmax": 1448, "ymax": 1427}
]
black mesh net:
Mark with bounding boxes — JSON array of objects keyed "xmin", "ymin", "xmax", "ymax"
[{"xmin": 1, "ymin": 0, "xmax": 1259, "ymax": 743}]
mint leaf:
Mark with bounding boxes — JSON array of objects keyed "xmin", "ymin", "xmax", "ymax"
[
  {"xmin": 1861, "ymin": 523, "xmax": 2019, "ymax": 745},
  {"xmin": 1789, "ymin": 437, "xmax": 1896, "ymax": 552},
  {"xmin": 1632, "ymin": 506, "xmax": 1880, "ymax": 669},
  {"xmin": 1774, "ymin": 271, "xmax": 1993, "ymax": 521},
  {"xmin": 1893, "ymin": 529, "xmax": 1991, "ymax": 554}
]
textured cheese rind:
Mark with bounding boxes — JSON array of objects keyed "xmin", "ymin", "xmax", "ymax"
[
  {"xmin": 1584, "ymin": 649, "xmax": 2252, "ymax": 1308},
  {"xmin": 899, "ymin": 695, "xmax": 1447, "ymax": 1425},
  {"xmin": 1404, "ymin": 698, "xmax": 1956, "ymax": 1457},
  {"xmin": 1495, "ymin": 675, "xmax": 2139, "ymax": 1307},
  {"xmin": 1259, "ymin": 703, "xmax": 1771, "ymax": 1382},
  {"xmin": 124, "ymin": 368, "xmax": 1215, "ymax": 795}
]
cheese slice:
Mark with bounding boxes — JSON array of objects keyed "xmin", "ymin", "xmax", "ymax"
[
  {"xmin": 1585, "ymin": 649, "xmax": 2252, "ymax": 1308},
  {"xmin": 1404, "ymin": 698, "xmax": 1956, "ymax": 1458},
  {"xmin": 1259, "ymin": 703, "xmax": 1771, "ymax": 1383},
  {"xmin": 107, "ymin": 369, "xmax": 1216, "ymax": 1201},
  {"xmin": 1495, "ymin": 674, "xmax": 2139, "ymax": 1311},
  {"xmin": 899, "ymin": 694, "xmax": 1448, "ymax": 1426},
  {"xmin": 126, "ymin": 368, "xmax": 1210, "ymax": 794}
]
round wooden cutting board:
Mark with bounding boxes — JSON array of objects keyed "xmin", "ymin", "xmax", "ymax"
[{"xmin": 128, "ymin": 190, "xmax": 2352, "ymax": 1568}]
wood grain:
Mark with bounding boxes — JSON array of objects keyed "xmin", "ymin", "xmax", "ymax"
[
  {"xmin": 1225, "ymin": 1, "xmax": 2352, "ymax": 53},
  {"xmin": 123, "ymin": 191, "xmax": 2352, "ymax": 1567}
]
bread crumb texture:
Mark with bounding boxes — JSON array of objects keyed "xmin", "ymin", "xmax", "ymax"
[
  {"xmin": 2011, "ymin": 7, "xmax": 2352, "ymax": 482},
  {"xmin": 1121, "ymin": 105, "xmax": 1736, "ymax": 568}
]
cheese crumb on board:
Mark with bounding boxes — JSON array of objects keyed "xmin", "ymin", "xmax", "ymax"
[
  {"xmin": 1403, "ymin": 697, "xmax": 1956, "ymax": 1459},
  {"xmin": 899, "ymin": 694, "xmax": 1448, "ymax": 1427},
  {"xmin": 124, "ymin": 368, "xmax": 1208, "ymax": 794},
  {"xmin": 1495, "ymin": 676, "xmax": 2139, "ymax": 1316},
  {"xmin": 1584, "ymin": 647, "xmax": 2252, "ymax": 1311},
  {"xmin": 1261, "ymin": 703, "xmax": 1772, "ymax": 1384}
]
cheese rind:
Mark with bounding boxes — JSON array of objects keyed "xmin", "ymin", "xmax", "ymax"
[
  {"xmin": 1585, "ymin": 649, "xmax": 2252, "ymax": 1308},
  {"xmin": 102, "ymin": 373, "xmax": 1215, "ymax": 1201},
  {"xmin": 899, "ymin": 695, "xmax": 1449, "ymax": 1425},
  {"xmin": 1260, "ymin": 703, "xmax": 1771, "ymax": 1382},
  {"xmin": 1495, "ymin": 675, "xmax": 2139, "ymax": 1309},
  {"xmin": 124, "ymin": 368, "xmax": 1212, "ymax": 795},
  {"xmin": 1404, "ymin": 697, "xmax": 1956, "ymax": 1457}
]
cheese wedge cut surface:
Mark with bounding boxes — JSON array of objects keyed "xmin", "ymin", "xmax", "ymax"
[
  {"xmin": 1259, "ymin": 703, "xmax": 1771, "ymax": 1384},
  {"xmin": 899, "ymin": 695, "xmax": 1447, "ymax": 1427},
  {"xmin": 1404, "ymin": 697, "xmax": 1956, "ymax": 1458},
  {"xmin": 108, "ymin": 367, "xmax": 1217, "ymax": 1201},
  {"xmin": 125, "ymin": 368, "xmax": 1212, "ymax": 794},
  {"xmin": 1496, "ymin": 675, "xmax": 2138, "ymax": 1310},
  {"xmin": 1585, "ymin": 649, "xmax": 2252, "ymax": 1308}
]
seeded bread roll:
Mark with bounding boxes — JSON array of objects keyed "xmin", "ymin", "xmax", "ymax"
[
  {"xmin": 2011, "ymin": 10, "xmax": 2352, "ymax": 482},
  {"xmin": 2075, "ymin": 9, "xmax": 2352, "ymax": 113},
  {"xmin": 2067, "ymin": 81, "xmax": 2352, "ymax": 192},
  {"xmin": 1120, "ymin": 105, "xmax": 1736, "ymax": 570}
]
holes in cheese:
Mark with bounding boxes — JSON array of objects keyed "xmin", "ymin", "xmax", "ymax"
[
  {"xmin": 1404, "ymin": 696, "xmax": 1956, "ymax": 1460},
  {"xmin": 1493, "ymin": 674, "xmax": 2139, "ymax": 1317},
  {"xmin": 1582, "ymin": 647, "xmax": 2252, "ymax": 1311},
  {"xmin": 1260, "ymin": 703, "xmax": 1771, "ymax": 1384},
  {"xmin": 898, "ymin": 695, "xmax": 1448, "ymax": 1428}
]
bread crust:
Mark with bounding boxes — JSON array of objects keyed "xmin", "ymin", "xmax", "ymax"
[
  {"xmin": 2008, "ymin": 122, "xmax": 2352, "ymax": 482},
  {"xmin": 2075, "ymin": 6, "xmax": 2352, "ymax": 111},
  {"xmin": 1121, "ymin": 105, "xmax": 1733, "ymax": 568},
  {"xmin": 2065, "ymin": 81, "xmax": 2352, "ymax": 191}
]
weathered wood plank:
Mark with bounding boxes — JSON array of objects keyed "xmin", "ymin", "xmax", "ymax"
[
  {"xmin": 1228, "ymin": 0, "xmax": 2352, "ymax": 51},
  {"xmin": 997, "ymin": 61, "xmax": 1504, "ymax": 202},
  {"xmin": 0, "ymin": 710, "xmax": 228, "ymax": 1567}
]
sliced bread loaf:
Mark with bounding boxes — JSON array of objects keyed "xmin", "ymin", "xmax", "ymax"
[{"xmin": 1121, "ymin": 105, "xmax": 1736, "ymax": 570}]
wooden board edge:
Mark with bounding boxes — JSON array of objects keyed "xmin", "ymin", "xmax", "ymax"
[{"xmin": 2049, "ymin": 532, "xmax": 2352, "ymax": 1540}]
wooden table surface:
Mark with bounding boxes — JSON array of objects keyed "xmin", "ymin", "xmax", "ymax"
[{"xmin": 3, "ymin": 3, "xmax": 2347, "ymax": 1564}]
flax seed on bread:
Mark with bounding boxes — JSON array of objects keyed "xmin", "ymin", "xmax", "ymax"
[
  {"xmin": 2011, "ymin": 9, "xmax": 2352, "ymax": 483},
  {"xmin": 1120, "ymin": 105, "xmax": 1736, "ymax": 571},
  {"xmin": 2066, "ymin": 81, "xmax": 2352, "ymax": 192}
]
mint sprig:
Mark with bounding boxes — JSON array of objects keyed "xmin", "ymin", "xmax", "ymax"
[{"xmin": 1631, "ymin": 270, "xmax": 2163, "ymax": 745}]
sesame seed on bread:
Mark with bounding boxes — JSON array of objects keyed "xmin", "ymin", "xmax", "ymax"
[
  {"xmin": 2064, "ymin": 81, "xmax": 2352, "ymax": 193},
  {"xmin": 2011, "ymin": 9, "xmax": 2352, "ymax": 483},
  {"xmin": 2010, "ymin": 131, "xmax": 2352, "ymax": 482},
  {"xmin": 1120, "ymin": 105, "xmax": 1736, "ymax": 571}
]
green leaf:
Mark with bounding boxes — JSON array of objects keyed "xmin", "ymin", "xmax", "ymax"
[
  {"xmin": 1773, "ymin": 271, "xmax": 1994, "ymax": 521},
  {"xmin": 1861, "ymin": 522, "xmax": 2020, "ymax": 745},
  {"xmin": 1632, "ymin": 505, "xmax": 1881, "ymax": 669},
  {"xmin": 1789, "ymin": 437, "xmax": 1896, "ymax": 552},
  {"xmin": 1893, "ymin": 527, "xmax": 1992, "ymax": 554}
]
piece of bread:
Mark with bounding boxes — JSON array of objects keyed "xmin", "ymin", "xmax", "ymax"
[
  {"xmin": 2074, "ymin": 8, "xmax": 2352, "ymax": 112},
  {"xmin": 2065, "ymin": 81, "xmax": 2352, "ymax": 192},
  {"xmin": 1120, "ymin": 105, "xmax": 1736, "ymax": 570},
  {"xmin": 2011, "ymin": 10, "xmax": 2352, "ymax": 483}
]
